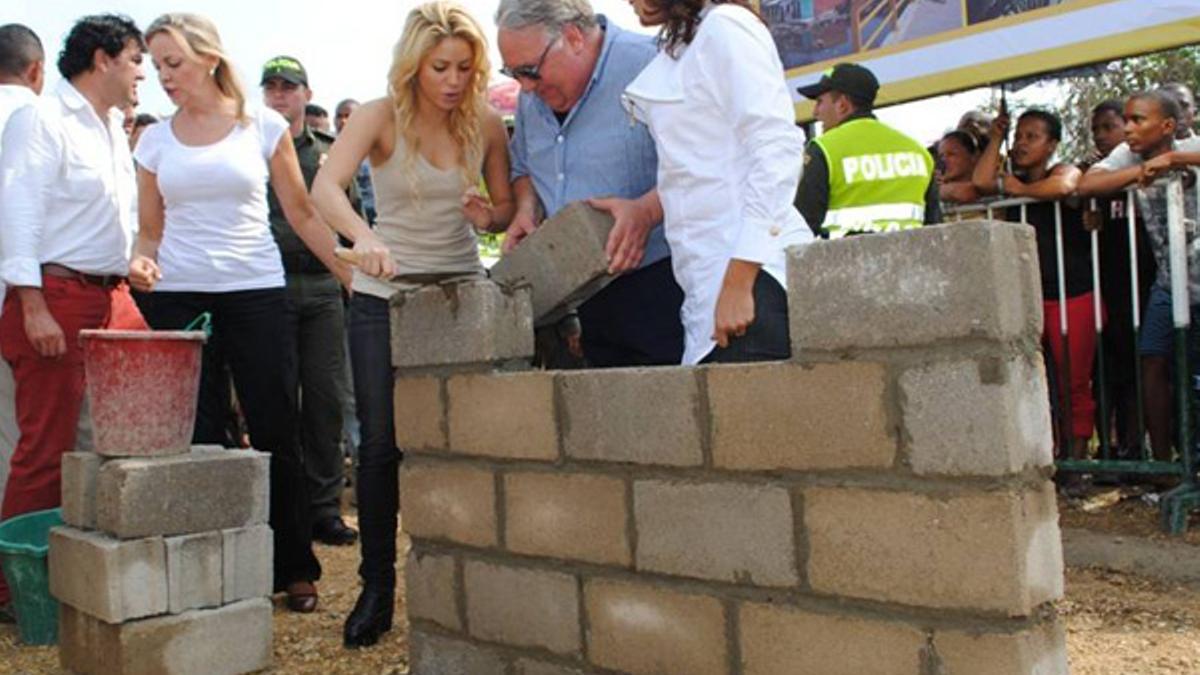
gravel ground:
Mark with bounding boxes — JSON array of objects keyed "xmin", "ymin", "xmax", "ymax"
[{"xmin": 3, "ymin": 504, "xmax": 1200, "ymax": 674}]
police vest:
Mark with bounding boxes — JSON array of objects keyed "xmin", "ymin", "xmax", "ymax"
[{"xmin": 813, "ymin": 117, "xmax": 933, "ymax": 238}]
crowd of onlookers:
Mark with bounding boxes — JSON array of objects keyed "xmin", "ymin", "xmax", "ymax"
[{"xmin": 932, "ymin": 84, "xmax": 1200, "ymax": 490}]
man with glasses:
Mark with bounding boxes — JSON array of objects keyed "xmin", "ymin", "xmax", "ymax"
[{"xmin": 495, "ymin": 0, "xmax": 684, "ymax": 367}]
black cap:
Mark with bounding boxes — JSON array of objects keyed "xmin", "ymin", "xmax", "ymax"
[
  {"xmin": 797, "ymin": 63, "xmax": 879, "ymax": 104},
  {"xmin": 260, "ymin": 55, "xmax": 307, "ymax": 87}
]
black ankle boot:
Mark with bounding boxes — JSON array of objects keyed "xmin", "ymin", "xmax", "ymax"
[{"xmin": 343, "ymin": 586, "xmax": 394, "ymax": 648}]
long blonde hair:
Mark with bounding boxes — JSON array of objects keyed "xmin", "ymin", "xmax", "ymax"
[
  {"xmin": 387, "ymin": 2, "xmax": 491, "ymax": 194},
  {"xmin": 145, "ymin": 13, "xmax": 248, "ymax": 122}
]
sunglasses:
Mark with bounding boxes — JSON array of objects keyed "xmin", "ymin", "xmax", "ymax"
[{"xmin": 500, "ymin": 36, "xmax": 558, "ymax": 82}]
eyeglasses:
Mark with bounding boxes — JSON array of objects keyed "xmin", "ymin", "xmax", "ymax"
[{"xmin": 500, "ymin": 36, "xmax": 558, "ymax": 82}]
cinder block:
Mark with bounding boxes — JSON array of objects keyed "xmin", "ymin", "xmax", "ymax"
[
  {"xmin": 490, "ymin": 201, "xmax": 616, "ymax": 325},
  {"xmin": 447, "ymin": 371, "xmax": 558, "ymax": 460},
  {"xmin": 560, "ymin": 368, "xmax": 703, "ymax": 466},
  {"xmin": 585, "ymin": 578, "xmax": 726, "ymax": 675},
  {"xmin": 399, "ymin": 463, "xmax": 496, "ymax": 547},
  {"xmin": 222, "ymin": 525, "xmax": 272, "ymax": 604},
  {"xmin": 804, "ymin": 484, "xmax": 1063, "ymax": 616},
  {"xmin": 59, "ymin": 598, "xmax": 272, "ymax": 675},
  {"xmin": 514, "ymin": 659, "xmax": 590, "ymax": 675},
  {"xmin": 787, "ymin": 221, "xmax": 1041, "ymax": 352},
  {"xmin": 706, "ymin": 362, "xmax": 894, "ymax": 471},
  {"xmin": 505, "ymin": 472, "xmax": 629, "ymax": 566},
  {"xmin": 406, "ymin": 549, "xmax": 459, "ymax": 630},
  {"xmin": 94, "ymin": 448, "xmax": 269, "ymax": 539},
  {"xmin": 934, "ymin": 620, "xmax": 1069, "ymax": 675},
  {"xmin": 389, "ymin": 279, "xmax": 533, "ymax": 369},
  {"xmin": 739, "ymin": 602, "xmax": 926, "ymax": 675},
  {"xmin": 900, "ymin": 355, "xmax": 1053, "ymax": 476},
  {"xmin": 62, "ymin": 451, "xmax": 103, "ymax": 529},
  {"xmin": 49, "ymin": 526, "xmax": 167, "ymax": 623},
  {"xmin": 165, "ymin": 532, "xmax": 222, "ymax": 614},
  {"xmin": 395, "ymin": 376, "xmax": 446, "ymax": 451},
  {"xmin": 464, "ymin": 560, "xmax": 580, "ymax": 655},
  {"xmin": 409, "ymin": 629, "xmax": 508, "ymax": 675},
  {"xmin": 635, "ymin": 480, "xmax": 796, "ymax": 586}
]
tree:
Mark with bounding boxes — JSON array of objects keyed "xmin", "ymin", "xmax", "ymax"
[{"xmin": 1057, "ymin": 45, "xmax": 1200, "ymax": 160}]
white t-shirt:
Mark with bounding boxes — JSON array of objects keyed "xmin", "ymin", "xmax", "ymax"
[{"xmin": 134, "ymin": 106, "xmax": 288, "ymax": 292}]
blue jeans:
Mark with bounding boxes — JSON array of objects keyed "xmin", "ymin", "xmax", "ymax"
[
  {"xmin": 701, "ymin": 272, "xmax": 791, "ymax": 364},
  {"xmin": 348, "ymin": 293, "xmax": 400, "ymax": 589}
]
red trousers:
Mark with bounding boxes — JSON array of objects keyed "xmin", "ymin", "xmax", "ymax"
[
  {"xmin": 0, "ymin": 277, "xmax": 145, "ymax": 603},
  {"xmin": 1043, "ymin": 293, "xmax": 1102, "ymax": 440}
]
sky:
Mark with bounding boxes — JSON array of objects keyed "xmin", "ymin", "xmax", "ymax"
[{"xmin": 6, "ymin": 0, "xmax": 1057, "ymax": 145}]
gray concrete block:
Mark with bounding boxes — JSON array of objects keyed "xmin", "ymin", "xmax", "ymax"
[
  {"xmin": 490, "ymin": 201, "xmax": 616, "ymax": 325},
  {"xmin": 787, "ymin": 221, "xmax": 1042, "ymax": 352},
  {"xmin": 165, "ymin": 531, "xmax": 222, "ymax": 614},
  {"xmin": 61, "ymin": 452, "xmax": 103, "ymax": 529},
  {"xmin": 59, "ymin": 598, "xmax": 272, "ymax": 675},
  {"xmin": 390, "ymin": 279, "xmax": 534, "ymax": 369},
  {"xmin": 222, "ymin": 525, "xmax": 273, "ymax": 604},
  {"xmin": 49, "ymin": 526, "xmax": 168, "ymax": 623},
  {"xmin": 409, "ymin": 629, "xmax": 508, "ymax": 675},
  {"xmin": 95, "ymin": 448, "xmax": 269, "ymax": 540},
  {"xmin": 464, "ymin": 560, "xmax": 580, "ymax": 655},
  {"xmin": 901, "ymin": 355, "xmax": 1054, "ymax": 476},
  {"xmin": 560, "ymin": 368, "xmax": 704, "ymax": 466},
  {"xmin": 634, "ymin": 480, "xmax": 798, "ymax": 586},
  {"xmin": 406, "ymin": 549, "xmax": 460, "ymax": 630}
]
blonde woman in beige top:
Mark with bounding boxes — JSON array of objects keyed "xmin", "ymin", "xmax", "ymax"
[{"xmin": 310, "ymin": 0, "xmax": 512, "ymax": 649}]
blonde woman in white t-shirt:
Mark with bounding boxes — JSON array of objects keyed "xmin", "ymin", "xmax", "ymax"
[{"xmin": 127, "ymin": 12, "xmax": 339, "ymax": 615}]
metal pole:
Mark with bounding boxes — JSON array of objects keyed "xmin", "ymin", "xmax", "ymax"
[
  {"xmin": 1055, "ymin": 201, "xmax": 1074, "ymax": 457},
  {"xmin": 1166, "ymin": 177, "xmax": 1190, "ymax": 470},
  {"xmin": 1091, "ymin": 198, "xmax": 1110, "ymax": 459},
  {"xmin": 1128, "ymin": 190, "xmax": 1147, "ymax": 459}
]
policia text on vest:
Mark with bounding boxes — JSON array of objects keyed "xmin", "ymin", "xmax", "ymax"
[{"xmin": 812, "ymin": 118, "xmax": 934, "ymax": 239}]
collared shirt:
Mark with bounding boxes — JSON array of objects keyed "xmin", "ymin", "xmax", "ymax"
[
  {"xmin": 509, "ymin": 15, "xmax": 669, "ymax": 268},
  {"xmin": 0, "ymin": 83, "xmax": 40, "ymax": 308},
  {"xmin": 0, "ymin": 80, "xmax": 134, "ymax": 287},
  {"xmin": 267, "ymin": 124, "xmax": 360, "ymax": 267},
  {"xmin": 623, "ymin": 4, "xmax": 813, "ymax": 364},
  {"xmin": 1093, "ymin": 136, "xmax": 1200, "ymax": 297}
]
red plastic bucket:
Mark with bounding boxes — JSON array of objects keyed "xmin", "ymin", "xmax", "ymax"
[{"xmin": 79, "ymin": 330, "xmax": 207, "ymax": 457}]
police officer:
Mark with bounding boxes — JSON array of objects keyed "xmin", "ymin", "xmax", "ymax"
[
  {"xmin": 261, "ymin": 55, "xmax": 359, "ymax": 546},
  {"xmin": 796, "ymin": 63, "xmax": 940, "ymax": 238}
]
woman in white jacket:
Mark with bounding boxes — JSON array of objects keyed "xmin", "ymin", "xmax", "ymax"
[{"xmin": 621, "ymin": 0, "xmax": 811, "ymax": 365}]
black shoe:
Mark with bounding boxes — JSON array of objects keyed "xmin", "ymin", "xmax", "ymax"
[
  {"xmin": 343, "ymin": 586, "xmax": 394, "ymax": 648},
  {"xmin": 313, "ymin": 516, "xmax": 358, "ymax": 546},
  {"xmin": 0, "ymin": 602, "xmax": 15, "ymax": 624}
]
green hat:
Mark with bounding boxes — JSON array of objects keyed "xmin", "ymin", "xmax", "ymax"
[{"xmin": 261, "ymin": 55, "xmax": 307, "ymax": 86}]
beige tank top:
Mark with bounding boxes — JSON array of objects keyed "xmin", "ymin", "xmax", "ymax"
[{"xmin": 352, "ymin": 129, "xmax": 485, "ymax": 299}]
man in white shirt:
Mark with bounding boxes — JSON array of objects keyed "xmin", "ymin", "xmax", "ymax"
[
  {"xmin": 0, "ymin": 14, "xmax": 147, "ymax": 608},
  {"xmin": 0, "ymin": 21, "xmax": 44, "ymax": 623}
]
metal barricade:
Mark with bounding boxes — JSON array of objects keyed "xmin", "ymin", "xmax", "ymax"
[{"xmin": 945, "ymin": 174, "xmax": 1200, "ymax": 533}]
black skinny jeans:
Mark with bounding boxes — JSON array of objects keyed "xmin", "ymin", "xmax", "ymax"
[
  {"xmin": 139, "ymin": 287, "xmax": 321, "ymax": 587},
  {"xmin": 348, "ymin": 293, "xmax": 401, "ymax": 590}
]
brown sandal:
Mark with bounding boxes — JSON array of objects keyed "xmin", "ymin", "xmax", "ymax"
[{"xmin": 285, "ymin": 581, "xmax": 318, "ymax": 613}]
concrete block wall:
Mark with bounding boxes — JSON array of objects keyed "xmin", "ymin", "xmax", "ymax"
[
  {"xmin": 397, "ymin": 221, "xmax": 1067, "ymax": 674},
  {"xmin": 52, "ymin": 446, "xmax": 273, "ymax": 675}
]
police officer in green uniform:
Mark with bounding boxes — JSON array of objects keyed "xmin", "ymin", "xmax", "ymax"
[
  {"xmin": 261, "ymin": 55, "xmax": 361, "ymax": 546},
  {"xmin": 795, "ymin": 63, "xmax": 940, "ymax": 238}
]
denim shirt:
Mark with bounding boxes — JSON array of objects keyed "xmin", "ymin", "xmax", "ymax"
[{"xmin": 509, "ymin": 16, "xmax": 669, "ymax": 268}]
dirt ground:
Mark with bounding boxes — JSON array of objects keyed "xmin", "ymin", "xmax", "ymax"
[{"xmin": 2, "ymin": 499, "xmax": 1200, "ymax": 674}]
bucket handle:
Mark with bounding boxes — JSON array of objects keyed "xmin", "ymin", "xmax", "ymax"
[{"xmin": 183, "ymin": 311, "xmax": 213, "ymax": 337}]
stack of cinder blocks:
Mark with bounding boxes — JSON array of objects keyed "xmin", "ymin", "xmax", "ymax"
[
  {"xmin": 394, "ymin": 219, "xmax": 1068, "ymax": 675},
  {"xmin": 52, "ymin": 444, "xmax": 273, "ymax": 675}
]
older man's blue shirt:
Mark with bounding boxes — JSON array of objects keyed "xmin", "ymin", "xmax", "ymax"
[{"xmin": 509, "ymin": 16, "xmax": 669, "ymax": 268}]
